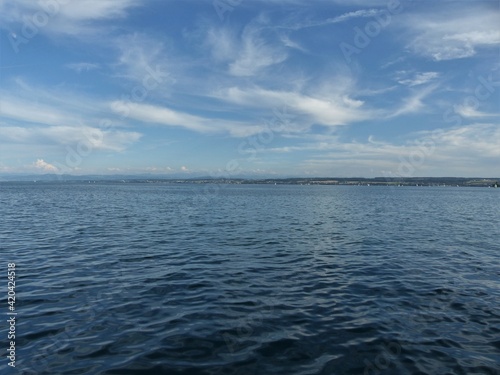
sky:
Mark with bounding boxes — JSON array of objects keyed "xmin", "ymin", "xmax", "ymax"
[{"xmin": 0, "ymin": 0, "xmax": 499, "ymax": 178}]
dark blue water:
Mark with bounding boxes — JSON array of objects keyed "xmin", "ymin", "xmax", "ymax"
[{"xmin": 1, "ymin": 182, "xmax": 499, "ymax": 375}]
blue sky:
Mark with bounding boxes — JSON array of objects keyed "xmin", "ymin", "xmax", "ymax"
[{"xmin": 0, "ymin": 0, "xmax": 499, "ymax": 177}]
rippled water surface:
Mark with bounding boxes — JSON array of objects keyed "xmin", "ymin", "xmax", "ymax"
[{"xmin": 1, "ymin": 182, "xmax": 499, "ymax": 374}]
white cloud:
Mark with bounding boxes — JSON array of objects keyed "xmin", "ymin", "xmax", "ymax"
[
  {"xmin": 389, "ymin": 84, "xmax": 437, "ymax": 117},
  {"xmin": 229, "ymin": 37, "xmax": 287, "ymax": 76},
  {"xmin": 229, "ymin": 28, "xmax": 287, "ymax": 76},
  {"xmin": 279, "ymin": 34, "xmax": 306, "ymax": 52},
  {"xmin": 216, "ymin": 85, "xmax": 370, "ymax": 128},
  {"xmin": 398, "ymin": 72, "xmax": 439, "ymax": 87},
  {"xmin": 34, "ymin": 159, "xmax": 58, "ymax": 172},
  {"xmin": 114, "ymin": 33, "xmax": 172, "ymax": 85},
  {"xmin": 0, "ymin": 125, "xmax": 142, "ymax": 151},
  {"xmin": 424, "ymin": 123, "xmax": 500, "ymax": 158},
  {"xmin": 0, "ymin": 82, "xmax": 142, "ymax": 151},
  {"xmin": 357, "ymin": 85, "xmax": 398, "ymax": 96},
  {"xmin": 110, "ymin": 101, "xmax": 265, "ymax": 137},
  {"xmin": 286, "ymin": 123, "xmax": 500, "ymax": 176},
  {"xmin": 112, "ymin": 101, "xmax": 208, "ymax": 132},
  {"xmin": 283, "ymin": 9, "xmax": 383, "ymax": 30},
  {"xmin": 0, "ymin": 0, "xmax": 141, "ymax": 37},
  {"xmin": 55, "ymin": 0, "xmax": 139, "ymax": 21},
  {"xmin": 0, "ymin": 95, "xmax": 72, "ymax": 126},
  {"xmin": 0, "ymin": 80, "xmax": 109, "ymax": 127},
  {"xmin": 206, "ymin": 19, "xmax": 287, "ymax": 77},
  {"xmin": 404, "ymin": 9, "xmax": 500, "ymax": 61},
  {"xmin": 443, "ymin": 31, "xmax": 500, "ymax": 46},
  {"xmin": 427, "ymin": 44, "xmax": 476, "ymax": 61},
  {"xmin": 454, "ymin": 104, "xmax": 498, "ymax": 118}
]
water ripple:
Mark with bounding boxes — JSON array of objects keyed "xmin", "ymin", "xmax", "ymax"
[{"xmin": 1, "ymin": 183, "xmax": 499, "ymax": 374}]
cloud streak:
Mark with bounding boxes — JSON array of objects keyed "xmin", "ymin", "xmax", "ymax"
[
  {"xmin": 216, "ymin": 85, "xmax": 370, "ymax": 129},
  {"xmin": 110, "ymin": 101, "xmax": 265, "ymax": 137},
  {"xmin": 0, "ymin": 125, "xmax": 142, "ymax": 151},
  {"xmin": 397, "ymin": 72, "xmax": 439, "ymax": 87},
  {"xmin": 282, "ymin": 9, "xmax": 384, "ymax": 30},
  {"xmin": 0, "ymin": 0, "xmax": 141, "ymax": 38},
  {"xmin": 295, "ymin": 123, "xmax": 500, "ymax": 176},
  {"xmin": 403, "ymin": 8, "xmax": 500, "ymax": 61},
  {"xmin": 206, "ymin": 21, "xmax": 287, "ymax": 77}
]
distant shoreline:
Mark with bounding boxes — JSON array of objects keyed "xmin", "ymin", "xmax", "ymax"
[{"xmin": 1, "ymin": 176, "xmax": 498, "ymax": 188}]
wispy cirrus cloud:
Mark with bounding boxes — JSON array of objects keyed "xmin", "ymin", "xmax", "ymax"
[
  {"xmin": 293, "ymin": 123, "xmax": 500, "ymax": 176},
  {"xmin": 282, "ymin": 9, "xmax": 384, "ymax": 30},
  {"xmin": 0, "ymin": 94, "xmax": 81, "ymax": 126},
  {"xmin": 0, "ymin": 82, "xmax": 142, "ymax": 151},
  {"xmin": 388, "ymin": 84, "xmax": 438, "ymax": 118},
  {"xmin": 0, "ymin": 80, "xmax": 108, "ymax": 127},
  {"xmin": 403, "ymin": 7, "xmax": 500, "ymax": 61},
  {"xmin": 215, "ymin": 85, "xmax": 370, "ymax": 129},
  {"xmin": 114, "ymin": 33, "xmax": 172, "ymax": 84},
  {"xmin": 397, "ymin": 72, "xmax": 440, "ymax": 87},
  {"xmin": 424, "ymin": 123, "xmax": 500, "ymax": 158},
  {"xmin": 110, "ymin": 101, "xmax": 265, "ymax": 137},
  {"xmin": 0, "ymin": 125, "xmax": 141, "ymax": 151},
  {"xmin": 206, "ymin": 20, "xmax": 287, "ymax": 77},
  {"xmin": 453, "ymin": 104, "xmax": 499, "ymax": 119},
  {"xmin": 0, "ymin": 0, "xmax": 141, "ymax": 37}
]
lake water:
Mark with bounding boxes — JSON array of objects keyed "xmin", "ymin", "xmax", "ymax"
[{"xmin": 1, "ymin": 182, "xmax": 499, "ymax": 374}]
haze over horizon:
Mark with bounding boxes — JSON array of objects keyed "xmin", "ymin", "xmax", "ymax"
[{"xmin": 1, "ymin": 0, "xmax": 499, "ymax": 178}]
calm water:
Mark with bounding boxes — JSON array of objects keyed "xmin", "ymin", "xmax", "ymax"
[{"xmin": 1, "ymin": 182, "xmax": 499, "ymax": 375}]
